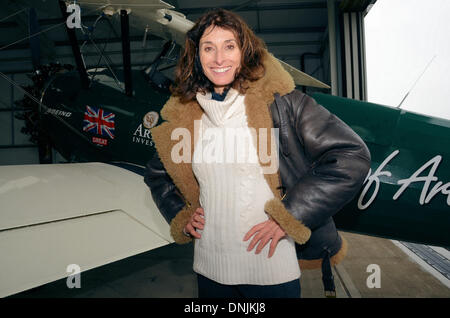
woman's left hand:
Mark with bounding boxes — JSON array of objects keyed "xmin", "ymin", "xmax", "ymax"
[{"xmin": 243, "ymin": 218, "xmax": 286, "ymax": 258}]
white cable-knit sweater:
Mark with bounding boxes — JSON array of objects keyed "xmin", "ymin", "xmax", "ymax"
[{"xmin": 192, "ymin": 88, "xmax": 300, "ymax": 285}]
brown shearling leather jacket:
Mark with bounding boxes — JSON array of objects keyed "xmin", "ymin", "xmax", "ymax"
[
  {"xmin": 145, "ymin": 89, "xmax": 370, "ymax": 268},
  {"xmin": 144, "ymin": 53, "xmax": 371, "ymax": 295}
]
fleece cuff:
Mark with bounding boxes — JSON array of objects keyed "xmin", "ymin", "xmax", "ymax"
[
  {"xmin": 170, "ymin": 205, "xmax": 196, "ymax": 244},
  {"xmin": 264, "ymin": 197, "xmax": 311, "ymax": 245}
]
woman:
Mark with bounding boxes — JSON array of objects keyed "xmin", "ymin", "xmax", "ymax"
[{"xmin": 145, "ymin": 8, "xmax": 370, "ymax": 298}]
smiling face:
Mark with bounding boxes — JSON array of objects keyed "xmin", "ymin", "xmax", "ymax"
[{"xmin": 199, "ymin": 26, "xmax": 242, "ymax": 94}]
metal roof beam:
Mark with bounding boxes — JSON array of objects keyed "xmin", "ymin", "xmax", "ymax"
[
  {"xmin": 231, "ymin": 0, "xmax": 262, "ymax": 12},
  {"xmin": 256, "ymin": 26, "xmax": 326, "ymax": 34},
  {"xmin": 0, "ymin": 35, "xmax": 163, "ymax": 51},
  {"xmin": 179, "ymin": 2, "xmax": 327, "ymax": 15},
  {"xmin": 265, "ymin": 40, "xmax": 321, "ymax": 47},
  {"xmin": 0, "ymin": 47, "xmax": 164, "ymax": 64},
  {"xmin": 339, "ymin": 0, "xmax": 374, "ymax": 12},
  {"xmin": 0, "ymin": 15, "xmax": 101, "ymax": 29}
]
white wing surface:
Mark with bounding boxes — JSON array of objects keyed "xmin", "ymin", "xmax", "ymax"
[
  {"xmin": 78, "ymin": 0, "xmax": 194, "ymax": 45},
  {"xmin": 0, "ymin": 163, "xmax": 172, "ymax": 297}
]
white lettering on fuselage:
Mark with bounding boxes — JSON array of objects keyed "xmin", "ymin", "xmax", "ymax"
[
  {"xmin": 358, "ymin": 150, "xmax": 450, "ymax": 210},
  {"xmin": 132, "ymin": 124, "xmax": 154, "ymax": 146},
  {"xmin": 46, "ymin": 108, "xmax": 72, "ymax": 118}
]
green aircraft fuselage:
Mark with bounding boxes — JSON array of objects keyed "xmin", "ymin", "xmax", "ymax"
[
  {"xmin": 40, "ymin": 69, "xmax": 167, "ymax": 164},
  {"xmin": 313, "ymin": 93, "xmax": 450, "ymax": 247}
]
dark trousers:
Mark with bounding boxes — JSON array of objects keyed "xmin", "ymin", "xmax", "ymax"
[{"xmin": 197, "ymin": 274, "xmax": 301, "ymax": 298}]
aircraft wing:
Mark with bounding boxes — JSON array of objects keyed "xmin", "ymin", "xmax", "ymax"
[
  {"xmin": 78, "ymin": 0, "xmax": 193, "ymax": 46},
  {"xmin": 0, "ymin": 163, "xmax": 172, "ymax": 297},
  {"xmin": 278, "ymin": 59, "xmax": 330, "ymax": 89},
  {"xmin": 77, "ymin": 0, "xmax": 330, "ymax": 88}
]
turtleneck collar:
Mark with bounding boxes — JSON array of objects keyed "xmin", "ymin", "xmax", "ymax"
[{"xmin": 196, "ymin": 88, "xmax": 245, "ymax": 127}]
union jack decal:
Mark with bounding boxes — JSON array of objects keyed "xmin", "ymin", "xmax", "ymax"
[{"xmin": 83, "ymin": 105, "xmax": 115, "ymax": 139}]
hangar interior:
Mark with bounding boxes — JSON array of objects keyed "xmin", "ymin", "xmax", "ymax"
[{"xmin": 0, "ymin": 0, "xmax": 374, "ymax": 165}]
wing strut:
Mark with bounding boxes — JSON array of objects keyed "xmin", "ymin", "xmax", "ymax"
[
  {"xmin": 120, "ymin": 10, "xmax": 133, "ymax": 97},
  {"xmin": 58, "ymin": 0, "xmax": 90, "ymax": 89}
]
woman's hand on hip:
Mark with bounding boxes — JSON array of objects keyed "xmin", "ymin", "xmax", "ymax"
[
  {"xmin": 243, "ymin": 218, "xmax": 286, "ymax": 258},
  {"xmin": 184, "ymin": 207, "xmax": 205, "ymax": 239}
]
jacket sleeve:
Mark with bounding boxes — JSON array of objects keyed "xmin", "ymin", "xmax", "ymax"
[
  {"xmin": 282, "ymin": 92, "xmax": 371, "ymax": 231},
  {"xmin": 144, "ymin": 151, "xmax": 194, "ymax": 243}
]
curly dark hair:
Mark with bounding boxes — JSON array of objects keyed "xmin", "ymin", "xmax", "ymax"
[{"xmin": 171, "ymin": 8, "xmax": 266, "ymax": 103}]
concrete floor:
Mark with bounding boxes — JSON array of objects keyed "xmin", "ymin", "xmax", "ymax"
[
  {"xmin": 300, "ymin": 232, "xmax": 450, "ymax": 298},
  {"xmin": 10, "ymin": 231, "xmax": 450, "ymax": 298}
]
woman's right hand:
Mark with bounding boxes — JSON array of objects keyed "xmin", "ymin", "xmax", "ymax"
[{"xmin": 183, "ymin": 207, "xmax": 205, "ymax": 239}]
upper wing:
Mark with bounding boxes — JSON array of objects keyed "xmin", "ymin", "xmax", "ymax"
[
  {"xmin": 78, "ymin": 0, "xmax": 330, "ymax": 88},
  {"xmin": 78, "ymin": 0, "xmax": 194, "ymax": 46},
  {"xmin": 278, "ymin": 59, "xmax": 330, "ymax": 89},
  {"xmin": 0, "ymin": 163, "xmax": 172, "ymax": 297}
]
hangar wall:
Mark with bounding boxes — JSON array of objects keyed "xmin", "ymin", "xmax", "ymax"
[{"xmin": 0, "ymin": 73, "xmax": 39, "ymax": 165}]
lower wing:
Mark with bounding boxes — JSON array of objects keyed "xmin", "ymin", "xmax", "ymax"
[{"xmin": 0, "ymin": 162, "xmax": 172, "ymax": 297}]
